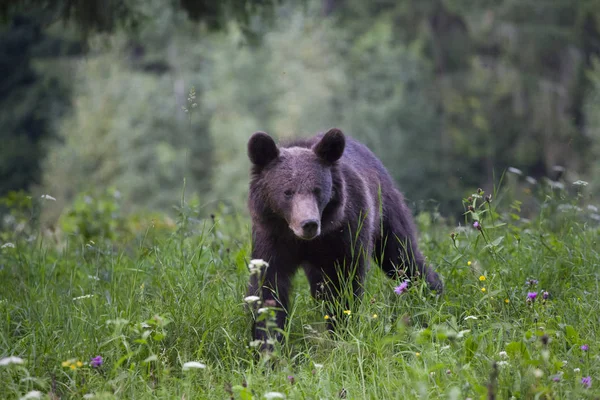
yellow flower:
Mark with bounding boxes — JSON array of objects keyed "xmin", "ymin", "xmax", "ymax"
[
  {"xmin": 61, "ymin": 361, "xmax": 70, "ymax": 367},
  {"xmin": 324, "ymin": 315, "xmax": 330, "ymax": 320},
  {"xmin": 504, "ymin": 298, "xmax": 510, "ymax": 304},
  {"xmin": 343, "ymin": 310, "xmax": 351, "ymax": 315},
  {"xmin": 479, "ymin": 275, "xmax": 486, "ymax": 281},
  {"xmin": 372, "ymin": 314, "xmax": 378, "ymax": 319},
  {"xmin": 76, "ymin": 361, "xmax": 83, "ymax": 368},
  {"xmin": 415, "ymin": 352, "xmax": 421, "ymax": 357},
  {"xmin": 69, "ymin": 364, "xmax": 76, "ymax": 370},
  {"xmin": 467, "ymin": 261, "xmax": 472, "ymax": 266},
  {"xmin": 481, "ymin": 287, "xmax": 486, "ymax": 293}
]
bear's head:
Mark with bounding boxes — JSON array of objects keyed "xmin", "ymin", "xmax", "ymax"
[{"xmin": 248, "ymin": 128, "xmax": 345, "ymax": 240}]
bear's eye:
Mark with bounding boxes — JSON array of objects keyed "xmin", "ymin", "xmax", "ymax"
[
  {"xmin": 313, "ymin": 188, "xmax": 322, "ymax": 196},
  {"xmin": 284, "ymin": 189, "xmax": 294, "ymax": 198}
]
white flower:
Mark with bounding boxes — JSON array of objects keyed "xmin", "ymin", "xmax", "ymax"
[
  {"xmin": 250, "ymin": 259, "xmax": 268, "ymax": 268},
  {"xmin": 499, "ymin": 351, "xmax": 508, "ymax": 359},
  {"xmin": 264, "ymin": 392, "xmax": 286, "ymax": 399},
  {"xmin": 526, "ymin": 176, "xmax": 537, "ymax": 185},
  {"xmin": 257, "ymin": 308, "xmax": 269, "ymax": 314},
  {"xmin": 249, "ymin": 340, "xmax": 264, "ymax": 348},
  {"xmin": 313, "ymin": 362, "xmax": 324, "ymax": 369},
  {"xmin": 1, "ymin": 243, "xmax": 15, "ymax": 249},
  {"xmin": 464, "ymin": 315, "xmax": 478, "ymax": 321},
  {"xmin": 497, "ymin": 361, "xmax": 509, "ymax": 367},
  {"xmin": 456, "ymin": 329, "xmax": 471, "ymax": 339},
  {"xmin": 73, "ymin": 294, "xmax": 94, "ymax": 301},
  {"xmin": 573, "ymin": 180, "xmax": 588, "ymax": 187},
  {"xmin": 533, "ymin": 369, "xmax": 543, "ymax": 378},
  {"xmin": 0, "ymin": 356, "xmax": 24, "ymax": 366},
  {"xmin": 40, "ymin": 194, "xmax": 56, "ymax": 201},
  {"xmin": 20, "ymin": 391, "xmax": 42, "ymax": 400},
  {"xmin": 574, "ymin": 368, "xmax": 581, "ymax": 373},
  {"xmin": 182, "ymin": 361, "xmax": 206, "ymax": 371},
  {"xmin": 508, "ymin": 167, "xmax": 523, "ymax": 176},
  {"xmin": 83, "ymin": 394, "xmax": 95, "ymax": 399},
  {"xmin": 244, "ymin": 296, "xmax": 260, "ymax": 303}
]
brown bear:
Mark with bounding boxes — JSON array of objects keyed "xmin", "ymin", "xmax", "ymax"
[{"xmin": 247, "ymin": 128, "xmax": 442, "ymax": 350}]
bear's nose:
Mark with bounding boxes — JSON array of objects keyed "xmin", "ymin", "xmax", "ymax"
[{"xmin": 301, "ymin": 219, "xmax": 320, "ymax": 237}]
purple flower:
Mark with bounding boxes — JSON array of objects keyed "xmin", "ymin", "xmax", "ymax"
[
  {"xmin": 526, "ymin": 279, "xmax": 539, "ymax": 286},
  {"xmin": 394, "ymin": 281, "xmax": 409, "ymax": 295},
  {"xmin": 581, "ymin": 344, "xmax": 589, "ymax": 351},
  {"xmin": 473, "ymin": 221, "xmax": 481, "ymax": 230},
  {"xmin": 552, "ymin": 375, "xmax": 561, "ymax": 382},
  {"xmin": 542, "ymin": 291, "xmax": 549, "ymax": 300},
  {"xmin": 90, "ymin": 356, "xmax": 103, "ymax": 368},
  {"xmin": 527, "ymin": 292, "xmax": 538, "ymax": 302},
  {"xmin": 581, "ymin": 376, "xmax": 592, "ymax": 389}
]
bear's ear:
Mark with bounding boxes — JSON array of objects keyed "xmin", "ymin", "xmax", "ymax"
[
  {"xmin": 314, "ymin": 128, "xmax": 345, "ymax": 164},
  {"xmin": 248, "ymin": 131, "xmax": 279, "ymax": 167}
]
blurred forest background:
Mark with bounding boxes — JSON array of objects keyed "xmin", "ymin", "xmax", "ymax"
[{"xmin": 2, "ymin": 0, "xmax": 600, "ymax": 226}]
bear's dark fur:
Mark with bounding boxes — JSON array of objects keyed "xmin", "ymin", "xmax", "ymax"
[{"xmin": 247, "ymin": 128, "xmax": 442, "ymax": 349}]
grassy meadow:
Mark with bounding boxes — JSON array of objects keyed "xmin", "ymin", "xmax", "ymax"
[{"xmin": 1, "ymin": 181, "xmax": 599, "ymax": 399}]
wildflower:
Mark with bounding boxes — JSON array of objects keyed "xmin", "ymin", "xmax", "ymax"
[
  {"xmin": 76, "ymin": 361, "xmax": 83, "ymax": 367},
  {"xmin": 467, "ymin": 261, "xmax": 472, "ymax": 266},
  {"xmin": 581, "ymin": 376, "xmax": 592, "ymax": 389},
  {"xmin": 244, "ymin": 296, "xmax": 260, "ymax": 303},
  {"xmin": 504, "ymin": 298, "xmax": 510, "ymax": 304},
  {"xmin": 249, "ymin": 340, "xmax": 264, "ymax": 348},
  {"xmin": 526, "ymin": 279, "xmax": 538, "ymax": 286},
  {"xmin": 20, "ymin": 391, "xmax": 42, "ymax": 400},
  {"xmin": 1, "ymin": 243, "xmax": 15, "ymax": 249},
  {"xmin": 287, "ymin": 375, "xmax": 295, "ymax": 384},
  {"xmin": 90, "ymin": 356, "xmax": 103, "ymax": 368},
  {"xmin": 473, "ymin": 221, "xmax": 481, "ymax": 230},
  {"xmin": 574, "ymin": 368, "xmax": 581, "ymax": 373},
  {"xmin": 182, "ymin": 361, "xmax": 206, "ymax": 370},
  {"xmin": 343, "ymin": 310, "xmax": 351, "ymax": 315},
  {"xmin": 264, "ymin": 392, "xmax": 286, "ymax": 399},
  {"xmin": 533, "ymin": 369, "xmax": 544, "ymax": 378},
  {"xmin": 372, "ymin": 314, "xmax": 378, "ymax": 319},
  {"xmin": 542, "ymin": 291, "xmax": 549, "ymax": 300},
  {"xmin": 477, "ymin": 188, "xmax": 484, "ymax": 195},
  {"xmin": 72, "ymin": 294, "xmax": 94, "ymax": 301},
  {"xmin": 526, "ymin": 176, "xmax": 537, "ymax": 185},
  {"xmin": 0, "ymin": 356, "xmax": 24, "ymax": 366},
  {"xmin": 552, "ymin": 375, "xmax": 561, "ymax": 382},
  {"xmin": 499, "ymin": 351, "xmax": 508, "ymax": 359},
  {"xmin": 248, "ymin": 259, "xmax": 268, "ymax": 275},
  {"xmin": 485, "ymin": 194, "xmax": 492, "ymax": 203},
  {"xmin": 313, "ymin": 362, "xmax": 323, "ymax": 369},
  {"xmin": 415, "ymin": 352, "xmax": 421, "ymax": 357},
  {"xmin": 479, "ymin": 275, "xmax": 486, "ymax": 281},
  {"xmin": 324, "ymin": 315, "xmax": 330, "ymax": 320},
  {"xmin": 481, "ymin": 287, "xmax": 486, "ymax": 293},
  {"xmin": 257, "ymin": 307, "xmax": 269, "ymax": 314},
  {"xmin": 40, "ymin": 194, "xmax": 56, "ymax": 201},
  {"xmin": 573, "ymin": 180, "xmax": 589, "ymax": 187},
  {"xmin": 496, "ymin": 361, "xmax": 509, "ymax": 367},
  {"xmin": 464, "ymin": 316, "xmax": 478, "ymax": 321},
  {"xmin": 394, "ymin": 280, "xmax": 409, "ymax": 295},
  {"xmin": 581, "ymin": 344, "xmax": 589, "ymax": 352},
  {"xmin": 508, "ymin": 167, "xmax": 523, "ymax": 176},
  {"xmin": 527, "ymin": 292, "xmax": 538, "ymax": 302}
]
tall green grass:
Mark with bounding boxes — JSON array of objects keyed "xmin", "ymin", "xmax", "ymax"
[{"xmin": 1, "ymin": 181, "xmax": 599, "ymax": 399}]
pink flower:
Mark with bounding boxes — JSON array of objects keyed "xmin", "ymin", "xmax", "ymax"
[
  {"xmin": 394, "ymin": 281, "xmax": 409, "ymax": 295},
  {"xmin": 473, "ymin": 221, "xmax": 481, "ymax": 230}
]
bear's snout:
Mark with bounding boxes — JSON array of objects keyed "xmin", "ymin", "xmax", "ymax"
[
  {"xmin": 289, "ymin": 195, "xmax": 321, "ymax": 240},
  {"xmin": 300, "ymin": 219, "xmax": 320, "ymax": 238}
]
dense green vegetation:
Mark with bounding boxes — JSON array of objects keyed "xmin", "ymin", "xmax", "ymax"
[{"xmin": 1, "ymin": 179, "xmax": 599, "ymax": 399}]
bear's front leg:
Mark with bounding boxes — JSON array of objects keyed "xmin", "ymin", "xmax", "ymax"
[{"xmin": 247, "ymin": 229, "xmax": 297, "ymax": 352}]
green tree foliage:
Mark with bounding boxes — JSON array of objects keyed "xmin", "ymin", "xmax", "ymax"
[
  {"xmin": 42, "ymin": 9, "xmax": 212, "ymax": 218},
  {"xmin": 0, "ymin": 14, "xmax": 81, "ymax": 197}
]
